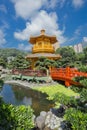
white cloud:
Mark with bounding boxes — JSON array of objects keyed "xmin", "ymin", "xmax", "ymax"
[
  {"xmin": 12, "ymin": 0, "xmax": 45, "ymax": 19},
  {"xmin": 0, "ymin": 4, "xmax": 7, "ymax": 13},
  {"xmin": 14, "ymin": 10, "xmax": 67, "ymax": 44},
  {"xmin": 83, "ymin": 37, "xmax": 87, "ymax": 42},
  {"xmin": 72, "ymin": 0, "xmax": 84, "ymax": 8},
  {"xmin": 18, "ymin": 43, "xmax": 32, "ymax": 51},
  {"xmin": 11, "ymin": 0, "xmax": 61, "ymax": 19},
  {"xmin": 0, "ymin": 29, "xmax": 6, "ymax": 46}
]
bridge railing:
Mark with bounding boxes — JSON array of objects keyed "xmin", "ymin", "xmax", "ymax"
[
  {"xmin": 50, "ymin": 67, "xmax": 87, "ymax": 79},
  {"xmin": 50, "ymin": 67, "xmax": 87, "ymax": 87}
]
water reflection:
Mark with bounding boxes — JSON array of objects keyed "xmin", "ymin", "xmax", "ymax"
[{"xmin": 0, "ymin": 84, "xmax": 54, "ymax": 115}]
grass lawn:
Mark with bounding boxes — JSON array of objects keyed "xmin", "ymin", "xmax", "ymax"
[{"xmin": 33, "ymin": 83, "xmax": 79, "ymax": 107}]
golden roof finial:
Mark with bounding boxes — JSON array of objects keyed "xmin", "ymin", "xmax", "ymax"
[{"xmin": 40, "ymin": 29, "xmax": 45, "ymax": 35}]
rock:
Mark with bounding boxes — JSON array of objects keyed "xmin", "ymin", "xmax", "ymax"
[
  {"xmin": 43, "ymin": 126, "xmax": 51, "ymax": 130},
  {"xmin": 45, "ymin": 112, "xmax": 63, "ymax": 130},
  {"xmin": 50, "ymin": 105, "xmax": 65, "ymax": 117},
  {"xmin": 60, "ymin": 121, "xmax": 72, "ymax": 130},
  {"xmin": 40, "ymin": 111, "xmax": 47, "ymax": 117},
  {"xmin": 36, "ymin": 115, "xmax": 45, "ymax": 130},
  {"xmin": 47, "ymin": 111, "xmax": 52, "ymax": 115},
  {"xmin": 58, "ymin": 127, "xmax": 63, "ymax": 130}
]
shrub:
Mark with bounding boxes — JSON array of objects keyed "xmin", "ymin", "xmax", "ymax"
[
  {"xmin": 0, "ymin": 79, "xmax": 4, "ymax": 88},
  {"xmin": 73, "ymin": 76, "xmax": 84, "ymax": 82},
  {"xmin": 78, "ymin": 65, "xmax": 87, "ymax": 72},
  {"xmin": 0, "ymin": 98, "xmax": 15, "ymax": 130},
  {"xmin": 53, "ymin": 93, "xmax": 77, "ymax": 107},
  {"xmin": 64, "ymin": 108, "xmax": 87, "ymax": 130},
  {"xmin": 80, "ymin": 88, "xmax": 87, "ymax": 103},
  {"xmin": 80, "ymin": 78, "xmax": 87, "ymax": 88},
  {"xmin": 12, "ymin": 105, "xmax": 34, "ymax": 130},
  {"xmin": 0, "ymin": 98, "xmax": 34, "ymax": 130},
  {"xmin": 72, "ymin": 76, "xmax": 87, "ymax": 88}
]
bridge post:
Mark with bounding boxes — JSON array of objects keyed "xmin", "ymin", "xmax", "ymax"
[
  {"xmin": 65, "ymin": 81, "xmax": 70, "ymax": 87},
  {"xmin": 66, "ymin": 66, "xmax": 70, "ymax": 77},
  {"xmin": 65, "ymin": 67, "xmax": 71, "ymax": 87}
]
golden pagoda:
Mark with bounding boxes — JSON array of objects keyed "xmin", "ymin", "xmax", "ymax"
[{"xmin": 26, "ymin": 29, "xmax": 61, "ymax": 69}]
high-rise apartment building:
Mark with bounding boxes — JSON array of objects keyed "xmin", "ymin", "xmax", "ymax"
[{"xmin": 73, "ymin": 43, "xmax": 83, "ymax": 53}]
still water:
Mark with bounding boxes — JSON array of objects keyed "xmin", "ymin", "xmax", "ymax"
[{"xmin": 0, "ymin": 84, "xmax": 54, "ymax": 115}]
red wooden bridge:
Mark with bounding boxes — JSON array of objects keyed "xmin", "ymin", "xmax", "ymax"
[{"xmin": 50, "ymin": 67, "xmax": 87, "ymax": 87}]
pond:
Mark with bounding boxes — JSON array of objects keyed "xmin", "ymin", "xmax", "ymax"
[{"xmin": 0, "ymin": 84, "xmax": 55, "ymax": 115}]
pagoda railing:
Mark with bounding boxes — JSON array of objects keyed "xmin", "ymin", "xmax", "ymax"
[
  {"xmin": 32, "ymin": 47, "xmax": 55, "ymax": 53},
  {"xmin": 12, "ymin": 69, "xmax": 46, "ymax": 77}
]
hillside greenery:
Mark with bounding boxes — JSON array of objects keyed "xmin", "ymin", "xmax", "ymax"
[{"xmin": 0, "ymin": 48, "xmax": 28, "ymax": 59}]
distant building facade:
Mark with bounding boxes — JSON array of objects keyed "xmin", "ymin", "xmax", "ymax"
[{"xmin": 73, "ymin": 43, "xmax": 83, "ymax": 53}]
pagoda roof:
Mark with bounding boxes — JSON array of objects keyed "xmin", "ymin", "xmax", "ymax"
[
  {"xmin": 26, "ymin": 53, "xmax": 61, "ymax": 60},
  {"xmin": 29, "ymin": 30, "xmax": 58, "ymax": 44}
]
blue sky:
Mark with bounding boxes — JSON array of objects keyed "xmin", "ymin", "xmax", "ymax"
[{"xmin": 0, "ymin": 0, "xmax": 87, "ymax": 51}]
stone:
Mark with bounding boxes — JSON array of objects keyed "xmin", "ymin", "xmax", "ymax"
[
  {"xmin": 50, "ymin": 105, "xmax": 65, "ymax": 117},
  {"xmin": 36, "ymin": 115, "xmax": 45, "ymax": 130},
  {"xmin": 58, "ymin": 127, "xmax": 63, "ymax": 130},
  {"xmin": 43, "ymin": 126, "xmax": 51, "ymax": 130},
  {"xmin": 40, "ymin": 111, "xmax": 47, "ymax": 117}
]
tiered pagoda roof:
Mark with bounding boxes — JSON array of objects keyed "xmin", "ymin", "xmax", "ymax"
[{"xmin": 26, "ymin": 29, "xmax": 61, "ymax": 60}]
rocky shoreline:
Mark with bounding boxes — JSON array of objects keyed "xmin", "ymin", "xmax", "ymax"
[{"xmin": 4, "ymin": 79, "xmax": 58, "ymax": 88}]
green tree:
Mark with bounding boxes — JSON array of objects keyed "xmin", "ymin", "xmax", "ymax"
[
  {"xmin": 7, "ymin": 55, "xmax": 31, "ymax": 70},
  {"xmin": 82, "ymin": 47, "xmax": 87, "ymax": 64},
  {"xmin": 0, "ymin": 57, "xmax": 6, "ymax": 68},
  {"xmin": 35, "ymin": 57, "xmax": 57, "ymax": 70},
  {"xmin": 35, "ymin": 57, "xmax": 57, "ymax": 76},
  {"xmin": 56, "ymin": 47, "xmax": 78, "ymax": 67}
]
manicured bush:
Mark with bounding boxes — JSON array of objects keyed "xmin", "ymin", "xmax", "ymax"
[
  {"xmin": 72, "ymin": 76, "xmax": 87, "ymax": 88},
  {"xmin": 12, "ymin": 105, "xmax": 34, "ymax": 130},
  {"xmin": 64, "ymin": 108, "xmax": 87, "ymax": 130},
  {"xmin": 73, "ymin": 76, "xmax": 85, "ymax": 82},
  {"xmin": 80, "ymin": 78, "xmax": 87, "ymax": 87},
  {"xmin": 78, "ymin": 65, "xmax": 87, "ymax": 72},
  {"xmin": 53, "ymin": 93, "xmax": 77, "ymax": 107},
  {"xmin": 0, "ymin": 98, "xmax": 34, "ymax": 130},
  {"xmin": 80, "ymin": 88, "xmax": 87, "ymax": 103}
]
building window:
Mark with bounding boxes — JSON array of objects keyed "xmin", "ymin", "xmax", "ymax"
[{"xmin": 38, "ymin": 42, "xmax": 42, "ymax": 46}]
